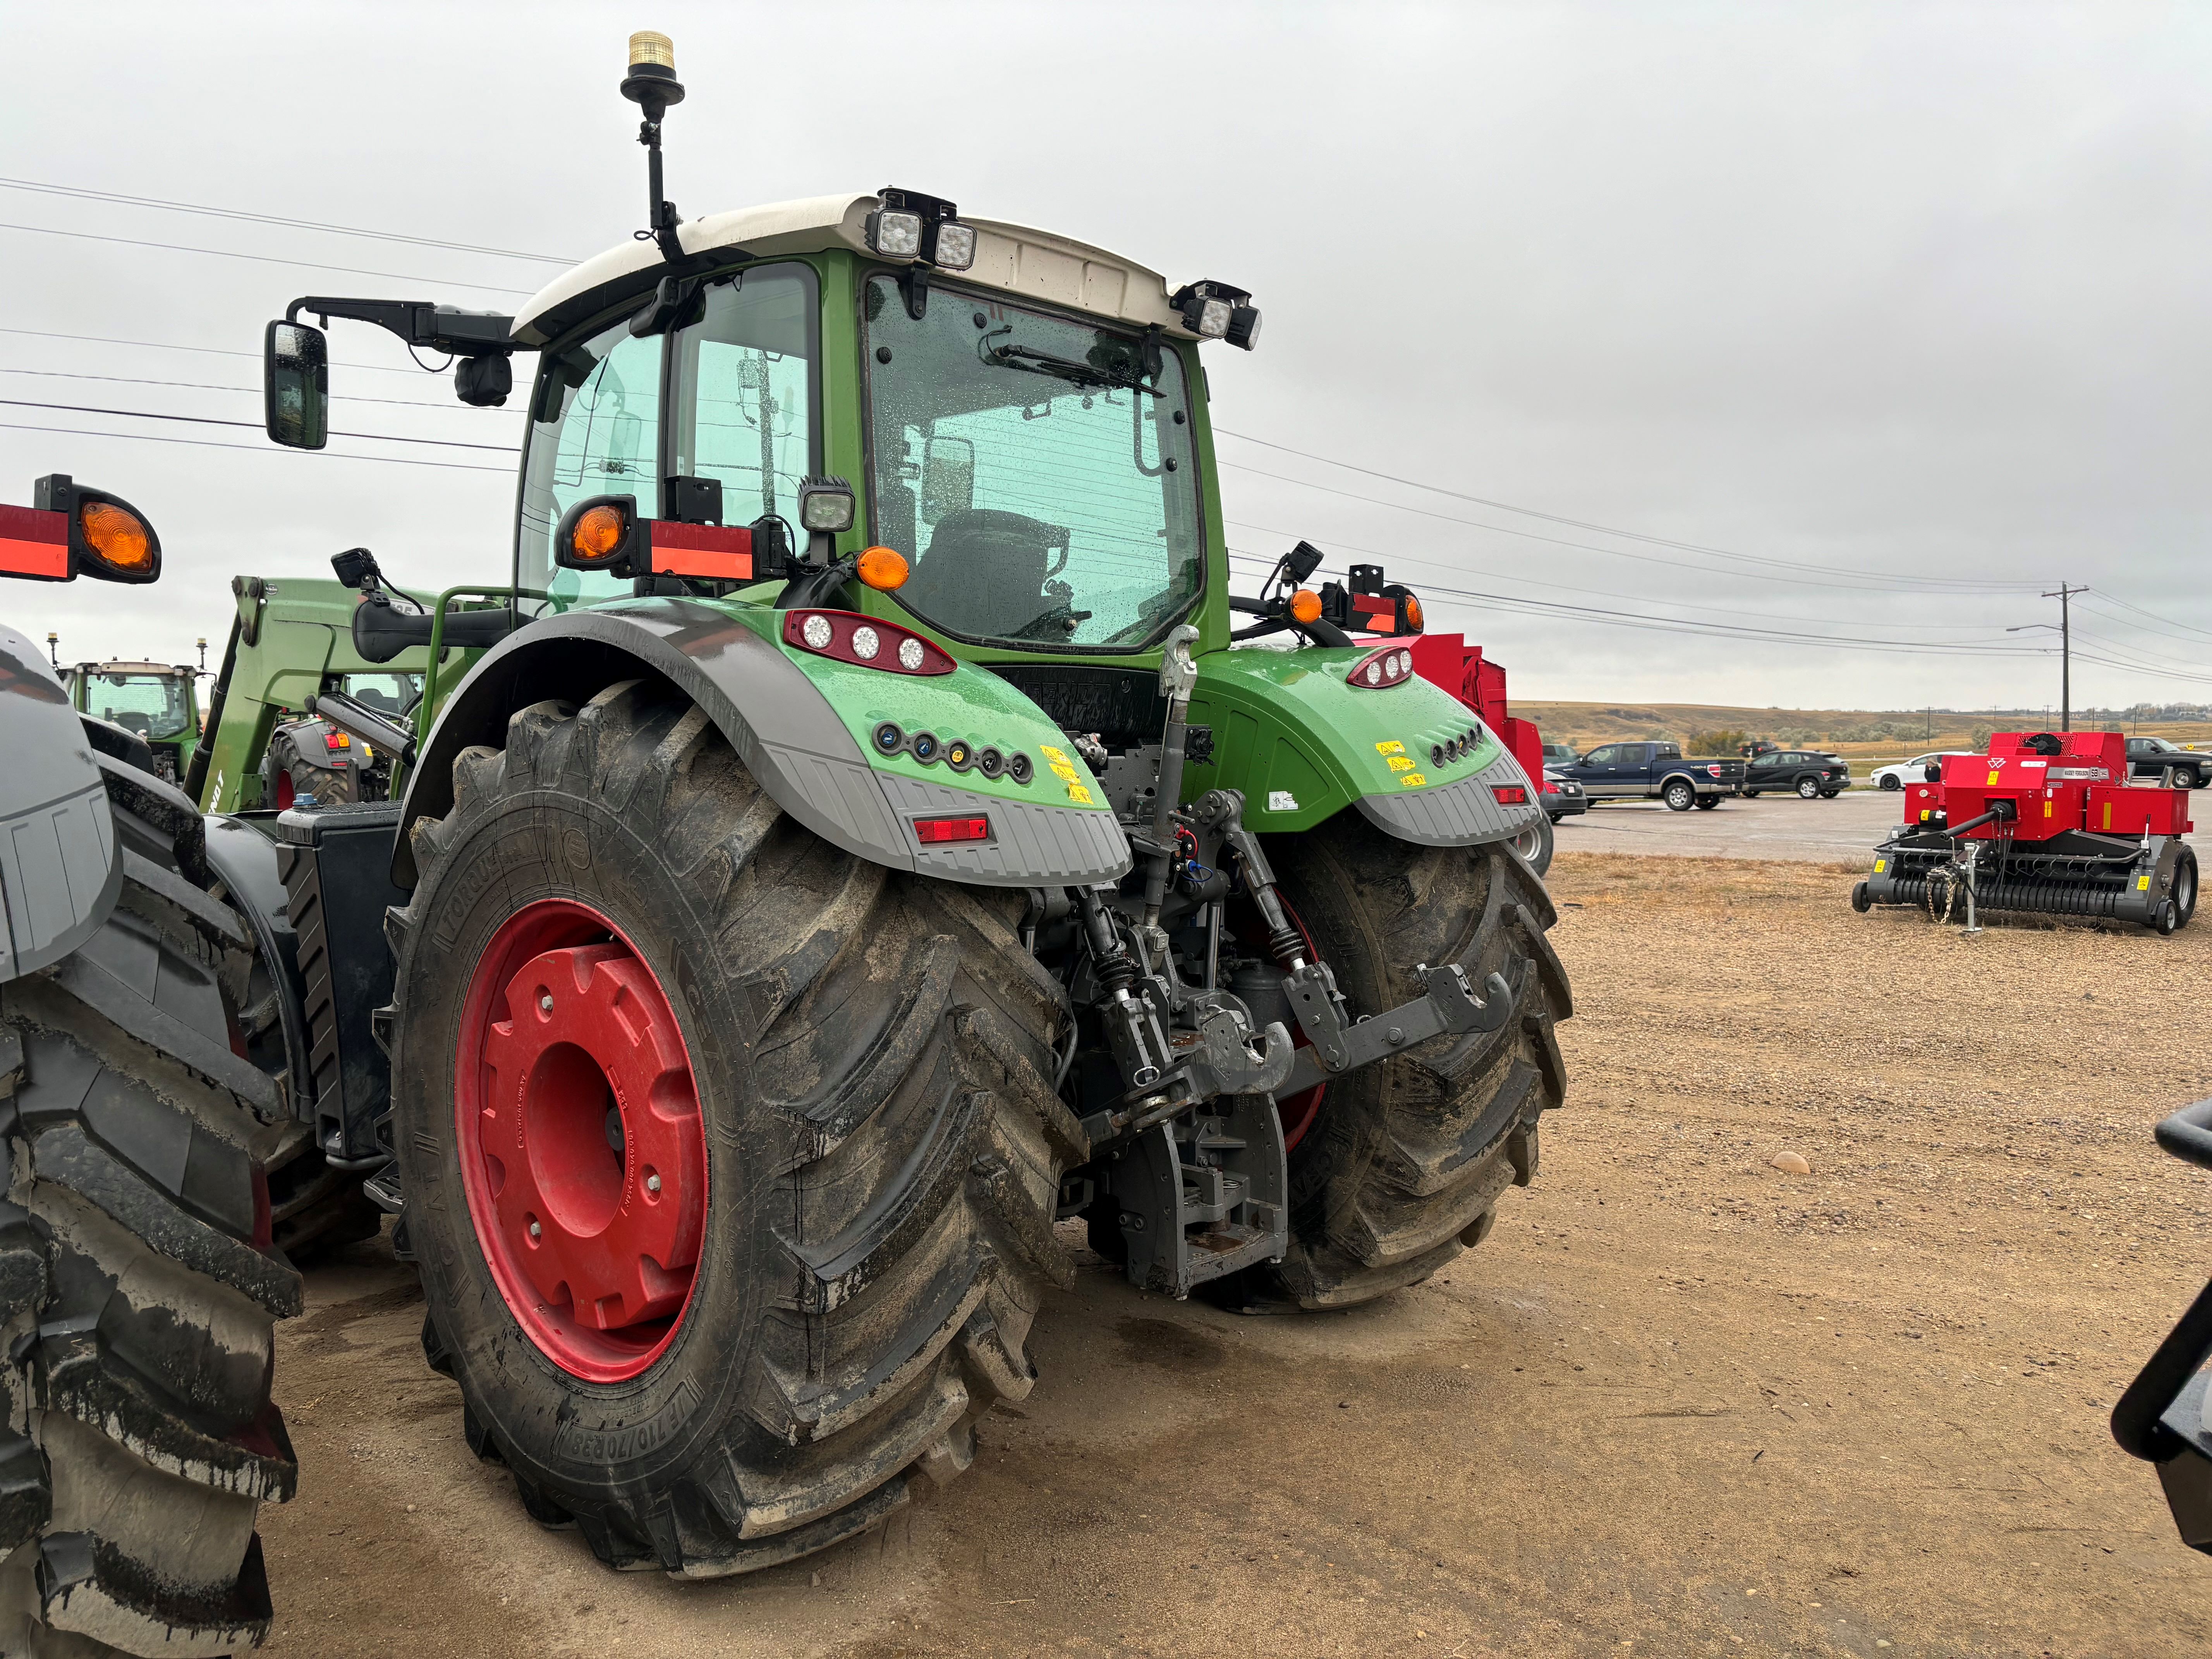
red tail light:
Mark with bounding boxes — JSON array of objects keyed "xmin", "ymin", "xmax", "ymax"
[
  {"xmin": 913, "ymin": 815, "xmax": 991, "ymax": 845},
  {"xmin": 1491, "ymin": 784, "xmax": 1529, "ymax": 805},
  {"xmin": 785, "ymin": 608, "xmax": 955, "ymax": 675}
]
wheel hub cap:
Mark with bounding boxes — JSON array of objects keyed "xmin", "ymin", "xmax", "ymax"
[{"xmin": 456, "ymin": 900, "xmax": 706, "ymax": 1382}]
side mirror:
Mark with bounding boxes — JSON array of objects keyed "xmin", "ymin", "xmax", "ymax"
[
  {"xmin": 920, "ymin": 435, "xmax": 974, "ymax": 520},
  {"xmin": 0, "ymin": 475, "xmax": 160, "ymax": 585},
  {"xmin": 264, "ymin": 320, "xmax": 329, "ymax": 449}
]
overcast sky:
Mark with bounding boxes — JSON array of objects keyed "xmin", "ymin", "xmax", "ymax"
[{"xmin": 4, "ymin": 2, "xmax": 2208, "ymax": 712}]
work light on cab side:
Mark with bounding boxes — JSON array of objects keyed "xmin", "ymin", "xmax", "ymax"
[{"xmin": 227, "ymin": 29, "xmax": 1572, "ymax": 1584}]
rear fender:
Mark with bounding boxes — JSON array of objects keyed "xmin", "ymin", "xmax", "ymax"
[
  {"xmin": 0, "ymin": 622, "xmax": 122, "ymax": 980},
  {"xmin": 394, "ymin": 599, "xmax": 1130, "ymax": 890}
]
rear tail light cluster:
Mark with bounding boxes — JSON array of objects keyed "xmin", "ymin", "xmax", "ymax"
[
  {"xmin": 1348, "ymin": 645, "xmax": 1413, "ymax": 689},
  {"xmin": 1705, "ymin": 764, "xmax": 1723, "ymax": 778},
  {"xmin": 1428, "ymin": 726, "xmax": 1484, "ymax": 767},
  {"xmin": 784, "ymin": 609, "xmax": 953, "ymax": 675},
  {"xmin": 1491, "ymin": 784, "xmax": 1529, "ymax": 806},
  {"xmin": 872, "ymin": 721, "xmax": 1035, "ymax": 784}
]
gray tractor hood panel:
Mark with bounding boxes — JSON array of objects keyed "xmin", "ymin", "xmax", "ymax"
[
  {"xmin": 0, "ymin": 623, "xmax": 122, "ymax": 981},
  {"xmin": 398, "ymin": 600, "xmax": 1130, "ymax": 890},
  {"xmin": 1356, "ymin": 742, "xmax": 1546, "ymax": 849}
]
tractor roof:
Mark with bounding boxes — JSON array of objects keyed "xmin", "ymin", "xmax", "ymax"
[
  {"xmin": 511, "ymin": 191, "xmax": 1198, "ymax": 347},
  {"xmin": 75, "ymin": 660, "xmax": 185, "ymax": 675}
]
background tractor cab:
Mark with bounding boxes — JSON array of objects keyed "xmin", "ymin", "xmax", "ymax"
[{"xmin": 56, "ymin": 656, "xmax": 200, "ymax": 785}]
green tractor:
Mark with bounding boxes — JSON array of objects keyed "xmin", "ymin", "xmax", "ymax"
[
  {"xmin": 54, "ymin": 654, "xmax": 201, "ymax": 788},
  {"xmin": 209, "ymin": 31, "xmax": 1570, "ymax": 1582}
]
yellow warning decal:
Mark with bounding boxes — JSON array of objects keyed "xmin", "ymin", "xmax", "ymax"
[
  {"xmin": 1376, "ymin": 740, "xmax": 1405, "ymax": 756},
  {"xmin": 2139, "ymin": 874, "xmax": 2152, "ymax": 890},
  {"xmin": 1987, "ymin": 769, "xmax": 2002, "ymax": 786},
  {"xmin": 1399, "ymin": 773, "xmax": 1427, "ymax": 788},
  {"xmin": 1386, "ymin": 755, "xmax": 1414, "ymax": 772},
  {"xmin": 1039, "ymin": 744, "xmax": 1068, "ymax": 764},
  {"xmin": 1874, "ymin": 859, "xmax": 1886, "ymax": 872},
  {"xmin": 1049, "ymin": 763, "xmax": 1080, "ymax": 784},
  {"xmin": 1066, "ymin": 783, "xmax": 1094, "ymax": 806}
]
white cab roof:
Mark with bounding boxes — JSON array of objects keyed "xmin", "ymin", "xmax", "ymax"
[{"xmin": 510, "ymin": 191, "xmax": 1198, "ymax": 345}]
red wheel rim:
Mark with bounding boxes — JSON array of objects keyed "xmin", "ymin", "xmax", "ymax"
[{"xmin": 454, "ymin": 898, "xmax": 707, "ymax": 1382}]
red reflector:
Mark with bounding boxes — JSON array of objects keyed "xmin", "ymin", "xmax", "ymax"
[
  {"xmin": 649, "ymin": 520, "xmax": 754, "ymax": 580},
  {"xmin": 0, "ymin": 503, "xmax": 68, "ymax": 579},
  {"xmin": 1491, "ymin": 785, "xmax": 1529, "ymax": 805},
  {"xmin": 914, "ymin": 815, "xmax": 990, "ymax": 845}
]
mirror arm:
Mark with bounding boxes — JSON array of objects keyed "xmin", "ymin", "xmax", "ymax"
[{"xmin": 283, "ymin": 296, "xmax": 518, "ymax": 357}]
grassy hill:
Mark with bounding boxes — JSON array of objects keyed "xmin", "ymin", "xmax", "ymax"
[{"xmin": 1513, "ymin": 701, "xmax": 2212, "ymax": 762}]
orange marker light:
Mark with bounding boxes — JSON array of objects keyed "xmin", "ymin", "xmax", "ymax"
[
  {"xmin": 857, "ymin": 546, "xmax": 909, "ymax": 590},
  {"xmin": 1403, "ymin": 595, "xmax": 1424, "ymax": 631},
  {"xmin": 571, "ymin": 503, "xmax": 628, "ymax": 563},
  {"xmin": 1290, "ymin": 587, "xmax": 1322, "ymax": 624},
  {"xmin": 79, "ymin": 501, "xmax": 152, "ymax": 572}
]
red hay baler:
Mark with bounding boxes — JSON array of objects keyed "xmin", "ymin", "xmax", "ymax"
[{"xmin": 1853, "ymin": 729, "xmax": 2199, "ymax": 933}]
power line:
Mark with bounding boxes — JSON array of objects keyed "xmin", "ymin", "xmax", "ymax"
[
  {"xmin": 0, "ymin": 325, "xmax": 441, "ymax": 377},
  {"xmin": 0, "ymin": 419, "xmax": 510, "ymax": 474},
  {"xmin": 0, "ymin": 177, "xmax": 577, "ymax": 265},
  {"xmin": 0, "ymin": 398, "xmax": 519, "ymax": 453},
  {"xmin": 1212, "ymin": 426, "xmax": 2044, "ymax": 593},
  {"xmin": 0, "ymin": 366, "xmax": 497, "ymax": 412},
  {"xmin": 1225, "ymin": 516, "xmax": 2015, "ymax": 634},
  {"xmin": 1215, "ymin": 457, "xmax": 2038, "ymax": 598},
  {"xmin": 0, "ymin": 222, "xmax": 534, "ymax": 296}
]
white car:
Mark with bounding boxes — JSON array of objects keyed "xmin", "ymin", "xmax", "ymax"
[{"xmin": 1869, "ymin": 751, "xmax": 1975, "ymax": 790}]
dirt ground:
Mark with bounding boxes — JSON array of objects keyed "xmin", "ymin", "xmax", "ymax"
[{"xmin": 258, "ymin": 852, "xmax": 2212, "ymax": 1657}]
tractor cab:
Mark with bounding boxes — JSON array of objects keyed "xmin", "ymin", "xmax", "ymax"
[{"xmin": 63, "ymin": 660, "xmax": 200, "ymax": 784}]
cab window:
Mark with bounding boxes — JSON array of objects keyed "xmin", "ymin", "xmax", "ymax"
[
  {"xmin": 518, "ymin": 320, "xmax": 663, "ymax": 616},
  {"xmin": 669, "ymin": 265, "xmax": 817, "ymax": 530}
]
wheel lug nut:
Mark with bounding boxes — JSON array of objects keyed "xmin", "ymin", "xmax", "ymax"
[
  {"xmin": 645, "ymin": 1173, "xmax": 662, "ymax": 1194},
  {"xmin": 539, "ymin": 994, "xmax": 554, "ymax": 1013},
  {"xmin": 527, "ymin": 1219, "xmax": 542, "ymax": 1240}
]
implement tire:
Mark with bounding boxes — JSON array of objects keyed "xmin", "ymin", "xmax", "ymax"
[
  {"xmin": 388, "ymin": 681, "xmax": 1074, "ymax": 1578},
  {"xmin": 1, "ymin": 764, "xmax": 300, "ymax": 1656},
  {"xmin": 1264, "ymin": 817, "xmax": 1570, "ymax": 1309}
]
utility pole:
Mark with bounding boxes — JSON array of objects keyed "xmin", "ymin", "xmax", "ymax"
[{"xmin": 2044, "ymin": 583, "xmax": 2084, "ymax": 732}]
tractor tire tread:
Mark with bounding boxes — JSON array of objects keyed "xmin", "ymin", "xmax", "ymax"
[
  {"xmin": 393, "ymin": 684, "xmax": 1065, "ymax": 1579},
  {"xmin": 1267, "ymin": 821, "xmax": 1570, "ymax": 1310},
  {"xmin": 0, "ymin": 766, "xmax": 291, "ymax": 1657}
]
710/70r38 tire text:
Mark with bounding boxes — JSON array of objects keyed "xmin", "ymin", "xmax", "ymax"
[{"xmin": 387, "ymin": 680, "xmax": 1077, "ymax": 1577}]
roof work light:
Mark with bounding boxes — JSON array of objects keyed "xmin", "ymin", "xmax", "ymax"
[{"xmin": 1170, "ymin": 281, "xmax": 1261, "ymax": 350}]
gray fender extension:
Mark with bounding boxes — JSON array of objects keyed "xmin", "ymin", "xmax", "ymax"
[
  {"xmin": 0, "ymin": 623, "xmax": 122, "ymax": 982},
  {"xmin": 1355, "ymin": 742, "xmax": 1549, "ymax": 849},
  {"xmin": 392, "ymin": 599, "xmax": 1130, "ymax": 890}
]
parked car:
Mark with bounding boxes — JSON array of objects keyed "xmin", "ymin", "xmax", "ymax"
[
  {"xmin": 1741, "ymin": 748, "xmax": 1851, "ymax": 798},
  {"xmin": 1554, "ymin": 741, "xmax": 1744, "ymax": 811},
  {"xmin": 1869, "ymin": 750, "xmax": 1975, "ymax": 790},
  {"xmin": 1543, "ymin": 766, "xmax": 1588, "ymax": 823},
  {"xmin": 2128, "ymin": 736, "xmax": 2212, "ymax": 788}
]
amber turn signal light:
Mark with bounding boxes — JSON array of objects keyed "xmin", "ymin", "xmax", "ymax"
[
  {"xmin": 856, "ymin": 545, "xmax": 909, "ymax": 591},
  {"xmin": 1403, "ymin": 594, "xmax": 1424, "ymax": 631},
  {"xmin": 79, "ymin": 500, "xmax": 153, "ymax": 574},
  {"xmin": 1290, "ymin": 587, "xmax": 1322, "ymax": 625},
  {"xmin": 570, "ymin": 503, "xmax": 629, "ymax": 564}
]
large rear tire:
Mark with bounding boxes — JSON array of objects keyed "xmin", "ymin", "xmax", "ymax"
[
  {"xmin": 1, "ymin": 765, "xmax": 299, "ymax": 1655},
  {"xmin": 388, "ymin": 681, "xmax": 1075, "ymax": 1577},
  {"xmin": 1263, "ymin": 817, "xmax": 1570, "ymax": 1309}
]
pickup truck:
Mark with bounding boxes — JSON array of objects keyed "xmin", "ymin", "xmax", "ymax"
[
  {"xmin": 2127, "ymin": 736, "xmax": 2210, "ymax": 789},
  {"xmin": 1555, "ymin": 741, "xmax": 1745, "ymax": 811}
]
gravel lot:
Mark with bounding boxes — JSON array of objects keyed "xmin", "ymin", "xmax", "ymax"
[{"xmin": 258, "ymin": 852, "xmax": 2212, "ymax": 1657}]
